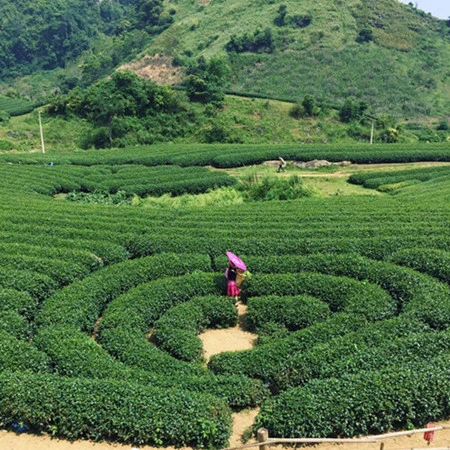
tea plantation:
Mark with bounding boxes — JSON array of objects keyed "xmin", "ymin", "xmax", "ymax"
[{"xmin": 0, "ymin": 143, "xmax": 449, "ymax": 447}]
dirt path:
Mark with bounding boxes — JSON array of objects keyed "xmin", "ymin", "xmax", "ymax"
[{"xmin": 3, "ymin": 303, "xmax": 450, "ymax": 450}]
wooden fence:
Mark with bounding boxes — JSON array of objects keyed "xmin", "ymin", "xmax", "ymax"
[{"xmin": 224, "ymin": 426, "xmax": 450, "ymax": 450}]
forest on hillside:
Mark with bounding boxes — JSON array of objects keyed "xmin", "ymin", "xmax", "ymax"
[{"xmin": 0, "ymin": 0, "xmax": 171, "ymax": 78}]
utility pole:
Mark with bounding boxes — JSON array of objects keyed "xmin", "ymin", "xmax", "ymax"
[
  {"xmin": 370, "ymin": 121, "xmax": 374, "ymax": 144},
  {"xmin": 38, "ymin": 110, "xmax": 45, "ymax": 154}
]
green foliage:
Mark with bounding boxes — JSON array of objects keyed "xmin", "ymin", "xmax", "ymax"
[
  {"xmin": 239, "ymin": 174, "xmax": 313, "ymax": 201},
  {"xmin": 47, "ymin": 70, "xmax": 190, "ymax": 148},
  {"xmin": 153, "ymin": 295, "xmax": 237, "ymax": 362},
  {"xmin": 339, "ymin": 99, "xmax": 368, "ymax": 123},
  {"xmin": 348, "ymin": 165, "xmax": 450, "ymax": 191},
  {"xmin": 37, "ymin": 254, "xmax": 211, "ymax": 333},
  {"xmin": 225, "ymin": 28, "xmax": 275, "ymax": 53},
  {"xmin": 389, "ymin": 248, "xmax": 450, "ymax": 283},
  {"xmin": 255, "ymin": 355, "xmax": 450, "ymax": 438},
  {"xmin": 0, "ymin": 139, "xmax": 450, "ymax": 443},
  {"xmin": 356, "ymin": 27, "xmax": 374, "ymax": 43},
  {"xmin": 302, "ymin": 95, "xmax": 319, "ymax": 117},
  {"xmin": 0, "ymin": 0, "xmax": 170, "ymax": 79},
  {"xmin": 246, "ymin": 295, "xmax": 330, "ymax": 332},
  {"xmin": 0, "ymin": 331, "xmax": 51, "ymax": 373},
  {"xmin": 0, "ymin": 95, "xmax": 34, "ymax": 116},
  {"xmin": 184, "ymin": 55, "xmax": 230, "ymax": 105},
  {"xmin": 0, "ymin": 370, "xmax": 232, "ymax": 447}
]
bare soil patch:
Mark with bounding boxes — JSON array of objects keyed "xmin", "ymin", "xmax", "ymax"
[{"xmin": 119, "ymin": 54, "xmax": 183, "ymax": 85}]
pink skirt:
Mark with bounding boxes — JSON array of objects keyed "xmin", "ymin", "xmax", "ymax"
[{"xmin": 227, "ymin": 281, "xmax": 240, "ymax": 297}]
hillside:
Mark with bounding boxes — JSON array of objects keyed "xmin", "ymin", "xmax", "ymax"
[
  {"xmin": 145, "ymin": 0, "xmax": 450, "ymax": 117},
  {"xmin": 1, "ymin": 0, "xmax": 450, "ymax": 124}
]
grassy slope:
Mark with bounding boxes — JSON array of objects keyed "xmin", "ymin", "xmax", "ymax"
[{"xmin": 150, "ymin": 0, "xmax": 450, "ymax": 118}]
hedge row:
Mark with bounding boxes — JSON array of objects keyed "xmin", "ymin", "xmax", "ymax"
[
  {"xmin": 348, "ymin": 165, "xmax": 450, "ymax": 189},
  {"xmin": 37, "ymin": 253, "xmax": 211, "ymax": 333},
  {"xmin": 243, "ymin": 273, "xmax": 394, "ymax": 320},
  {"xmin": 0, "ymin": 288, "xmax": 38, "ymax": 321},
  {"xmin": 0, "ymin": 254, "xmax": 89, "ymax": 287},
  {"xmin": 208, "ymin": 315, "xmax": 428, "ymax": 391},
  {"xmin": 0, "ymin": 268, "xmax": 57, "ymax": 302},
  {"xmin": 1, "ymin": 142, "xmax": 449, "ymax": 168},
  {"xmin": 96, "ymin": 272, "xmax": 271, "ymax": 408},
  {"xmin": 127, "ymin": 232, "xmax": 450, "ymax": 261},
  {"xmin": 153, "ymin": 295, "xmax": 238, "ymax": 363},
  {"xmin": 0, "ymin": 164, "xmax": 236, "ymax": 197},
  {"xmin": 0, "ymin": 232, "xmax": 129, "ymax": 266},
  {"xmin": 98, "ymin": 273, "xmax": 226, "ymax": 374},
  {"xmin": 389, "ymin": 248, "xmax": 450, "ymax": 283},
  {"xmin": 34, "ymin": 325, "xmax": 267, "ymax": 410},
  {"xmin": 236, "ymin": 253, "xmax": 450, "ymax": 328},
  {"xmin": 0, "ymin": 370, "xmax": 232, "ymax": 447},
  {"xmin": 254, "ymin": 354, "xmax": 450, "ymax": 438},
  {"xmin": 0, "ymin": 331, "xmax": 51, "ymax": 373},
  {"xmin": 207, "ymin": 313, "xmax": 368, "ymax": 384},
  {"xmin": 245, "ymin": 295, "xmax": 331, "ymax": 333},
  {"xmin": 0, "ymin": 311, "xmax": 31, "ymax": 340},
  {"xmin": 279, "ymin": 328, "xmax": 450, "ymax": 390},
  {"xmin": 0, "ymin": 243, "xmax": 104, "ymax": 273}
]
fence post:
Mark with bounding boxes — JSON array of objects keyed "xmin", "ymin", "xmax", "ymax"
[
  {"xmin": 379, "ymin": 443, "xmax": 384, "ymax": 450},
  {"xmin": 257, "ymin": 428, "xmax": 270, "ymax": 450}
]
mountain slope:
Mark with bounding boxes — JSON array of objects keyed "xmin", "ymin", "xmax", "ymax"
[{"xmin": 144, "ymin": 0, "xmax": 450, "ymax": 117}]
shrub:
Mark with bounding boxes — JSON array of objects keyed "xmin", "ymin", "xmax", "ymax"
[
  {"xmin": 208, "ymin": 313, "xmax": 368, "ymax": 386},
  {"xmin": 37, "ymin": 253, "xmax": 211, "ymax": 333},
  {"xmin": 389, "ymin": 248, "xmax": 450, "ymax": 283},
  {"xmin": 0, "ymin": 371, "xmax": 232, "ymax": 447},
  {"xmin": 0, "ymin": 311, "xmax": 31, "ymax": 340},
  {"xmin": 153, "ymin": 296, "xmax": 237, "ymax": 363},
  {"xmin": 0, "ymin": 331, "xmax": 51, "ymax": 373},
  {"xmin": 246, "ymin": 295, "xmax": 330, "ymax": 332},
  {"xmin": 254, "ymin": 355, "xmax": 450, "ymax": 438},
  {"xmin": 0, "ymin": 289, "xmax": 38, "ymax": 321}
]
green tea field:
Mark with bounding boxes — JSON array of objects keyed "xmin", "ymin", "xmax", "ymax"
[{"xmin": 0, "ymin": 143, "xmax": 449, "ymax": 448}]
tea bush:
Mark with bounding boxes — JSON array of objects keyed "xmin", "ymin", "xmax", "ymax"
[
  {"xmin": 255, "ymin": 355, "xmax": 450, "ymax": 438},
  {"xmin": 153, "ymin": 295, "xmax": 237, "ymax": 363},
  {"xmin": 0, "ymin": 331, "xmax": 51, "ymax": 373},
  {"xmin": 0, "ymin": 371, "xmax": 232, "ymax": 447},
  {"xmin": 245, "ymin": 295, "xmax": 330, "ymax": 332}
]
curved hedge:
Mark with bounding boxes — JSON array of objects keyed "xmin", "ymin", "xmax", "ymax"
[
  {"xmin": 153, "ymin": 295, "xmax": 238, "ymax": 363},
  {"xmin": 0, "ymin": 268, "xmax": 57, "ymax": 302},
  {"xmin": 245, "ymin": 295, "xmax": 331, "ymax": 333},
  {"xmin": 389, "ymin": 248, "xmax": 450, "ymax": 283},
  {"xmin": 280, "ymin": 328, "xmax": 450, "ymax": 390},
  {"xmin": 37, "ymin": 253, "xmax": 211, "ymax": 333},
  {"xmin": 0, "ymin": 331, "xmax": 51, "ymax": 373},
  {"xmin": 208, "ymin": 313, "xmax": 368, "ymax": 384},
  {"xmin": 233, "ymin": 253, "xmax": 450, "ymax": 328},
  {"xmin": 34, "ymin": 325, "xmax": 267, "ymax": 410},
  {"xmin": 0, "ymin": 371, "xmax": 232, "ymax": 447},
  {"xmin": 0, "ymin": 289, "xmax": 37, "ymax": 321},
  {"xmin": 243, "ymin": 272, "xmax": 393, "ymax": 319},
  {"xmin": 255, "ymin": 354, "xmax": 450, "ymax": 438}
]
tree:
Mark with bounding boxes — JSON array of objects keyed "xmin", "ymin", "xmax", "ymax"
[
  {"xmin": 302, "ymin": 95, "xmax": 318, "ymax": 117},
  {"xmin": 274, "ymin": 5, "xmax": 287, "ymax": 27},
  {"xmin": 356, "ymin": 28, "xmax": 374, "ymax": 43},
  {"xmin": 339, "ymin": 100, "xmax": 368, "ymax": 123},
  {"xmin": 184, "ymin": 56, "xmax": 230, "ymax": 105}
]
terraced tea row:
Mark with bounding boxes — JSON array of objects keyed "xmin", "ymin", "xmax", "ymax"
[
  {"xmin": 0, "ymin": 148, "xmax": 449, "ymax": 446},
  {"xmin": 1, "ymin": 142, "xmax": 450, "ymax": 167}
]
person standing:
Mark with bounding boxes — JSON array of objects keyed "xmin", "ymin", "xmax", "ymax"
[
  {"xmin": 225, "ymin": 262, "xmax": 240, "ymax": 304},
  {"xmin": 277, "ymin": 157, "xmax": 286, "ymax": 172}
]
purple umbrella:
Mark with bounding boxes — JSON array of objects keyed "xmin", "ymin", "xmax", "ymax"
[{"xmin": 226, "ymin": 251, "xmax": 247, "ymax": 270}]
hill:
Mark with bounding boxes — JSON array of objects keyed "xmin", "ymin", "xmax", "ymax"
[
  {"xmin": 143, "ymin": 0, "xmax": 450, "ymax": 118},
  {"xmin": 1, "ymin": 0, "xmax": 450, "ymax": 122}
]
